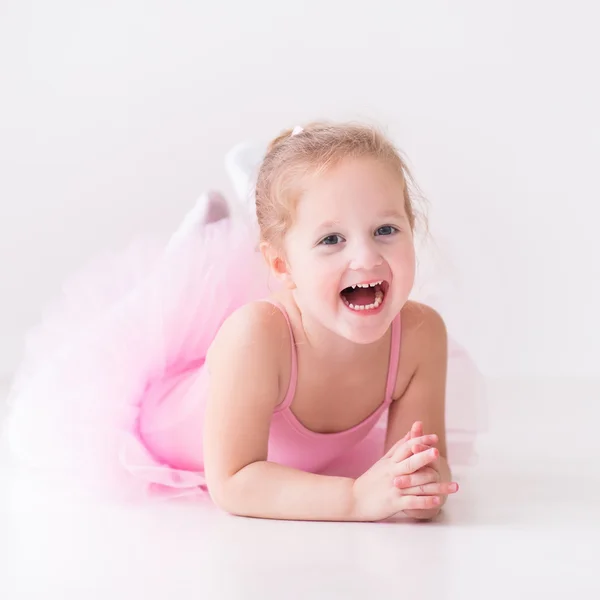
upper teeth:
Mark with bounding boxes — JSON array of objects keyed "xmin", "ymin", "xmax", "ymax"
[{"xmin": 350, "ymin": 281, "xmax": 382, "ymax": 289}]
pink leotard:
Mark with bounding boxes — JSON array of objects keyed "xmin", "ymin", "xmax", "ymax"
[{"xmin": 265, "ymin": 301, "xmax": 401, "ymax": 474}]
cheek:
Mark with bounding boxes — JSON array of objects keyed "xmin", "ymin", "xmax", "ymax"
[
  {"xmin": 296, "ymin": 257, "xmax": 341, "ymax": 298},
  {"xmin": 390, "ymin": 245, "xmax": 416, "ymax": 286}
]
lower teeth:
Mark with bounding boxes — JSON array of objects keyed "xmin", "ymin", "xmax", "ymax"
[{"xmin": 345, "ymin": 289, "xmax": 384, "ymax": 311}]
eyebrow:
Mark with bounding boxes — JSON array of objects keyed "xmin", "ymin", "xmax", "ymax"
[
  {"xmin": 316, "ymin": 211, "xmax": 408, "ymax": 231},
  {"xmin": 379, "ymin": 210, "xmax": 408, "ymax": 220}
]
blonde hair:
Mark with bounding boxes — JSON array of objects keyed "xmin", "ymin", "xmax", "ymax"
[{"xmin": 255, "ymin": 121, "xmax": 425, "ymax": 247}]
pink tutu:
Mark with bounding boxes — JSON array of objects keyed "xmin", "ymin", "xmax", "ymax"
[
  {"xmin": 4, "ymin": 207, "xmax": 274, "ymax": 499},
  {"xmin": 4, "ymin": 200, "xmax": 486, "ymax": 501}
]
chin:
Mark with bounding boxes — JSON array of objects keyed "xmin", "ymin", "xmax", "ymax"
[{"xmin": 342, "ymin": 328, "xmax": 389, "ymax": 345}]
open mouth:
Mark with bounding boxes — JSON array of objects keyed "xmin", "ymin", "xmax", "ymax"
[{"xmin": 340, "ymin": 280, "xmax": 389, "ymax": 312}]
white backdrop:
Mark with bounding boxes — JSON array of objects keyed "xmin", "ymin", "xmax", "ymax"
[{"xmin": 1, "ymin": 1, "xmax": 599, "ymax": 380}]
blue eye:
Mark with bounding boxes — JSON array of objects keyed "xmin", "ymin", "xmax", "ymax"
[
  {"xmin": 375, "ymin": 225, "xmax": 398, "ymax": 236},
  {"xmin": 320, "ymin": 234, "xmax": 344, "ymax": 245}
]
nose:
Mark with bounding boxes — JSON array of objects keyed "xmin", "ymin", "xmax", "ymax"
[{"xmin": 348, "ymin": 239, "xmax": 383, "ymax": 271}]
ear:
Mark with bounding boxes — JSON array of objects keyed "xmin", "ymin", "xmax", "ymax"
[{"xmin": 260, "ymin": 241, "xmax": 296, "ymax": 289}]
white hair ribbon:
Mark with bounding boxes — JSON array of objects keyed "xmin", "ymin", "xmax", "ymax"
[{"xmin": 291, "ymin": 125, "xmax": 304, "ymax": 136}]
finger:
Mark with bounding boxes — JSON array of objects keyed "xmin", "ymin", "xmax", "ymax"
[
  {"xmin": 411, "ymin": 421, "xmax": 423, "ymax": 439},
  {"xmin": 410, "ymin": 443, "xmax": 431, "ymax": 455},
  {"xmin": 398, "ymin": 494, "xmax": 441, "ymax": 511},
  {"xmin": 383, "ymin": 430, "xmax": 413, "ymax": 458},
  {"xmin": 391, "ymin": 434, "xmax": 439, "ymax": 462},
  {"xmin": 399, "ymin": 481, "xmax": 459, "ymax": 496},
  {"xmin": 393, "ymin": 468, "xmax": 439, "ymax": 489},
  {"xmin": 394, "ymin": 447, "xmax": 439, "ymax": 475},
  {"xmin": 399, "ymin": 430, "xmax": 412, "ymax": 444}
]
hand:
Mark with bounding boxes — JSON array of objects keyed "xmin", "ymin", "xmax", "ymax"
[
  {"xmin": 351, "ymin": 432, "xmax": 453, "ymax": 522},
  {"xmin": 395, "ymin": 421, "xmax": 458, "ymax": 519}
]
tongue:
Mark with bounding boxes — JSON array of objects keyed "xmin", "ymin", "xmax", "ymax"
[{"xmin": 342, "ymin": 287, "xmax": 375, "ymax": 306}]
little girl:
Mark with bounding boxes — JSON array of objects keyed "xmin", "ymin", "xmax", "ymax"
[{"xmin": 5, "ymin": 122, "xmax": 464, "ymax": 522}]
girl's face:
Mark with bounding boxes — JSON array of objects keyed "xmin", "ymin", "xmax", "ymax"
[{"xmin": 279, "ymin": 157, "xmax": 416, "ymax": 345}]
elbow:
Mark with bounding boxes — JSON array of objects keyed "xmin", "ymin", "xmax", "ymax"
[
  {"xmin": 205, "ymin": 476, "xmax": 239, "ymax": 515},
  {"xmin": 209, "ymin": 486, "xmax": 246, "ymax": 517},
  {"xmin": 205, "ymin": 467, "xmax": 255, "ymax": 517}
]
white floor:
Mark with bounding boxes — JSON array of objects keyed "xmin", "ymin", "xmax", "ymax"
[{"xmin": 1, "ymin": 378, "xmax": 599, "ymax": 599}]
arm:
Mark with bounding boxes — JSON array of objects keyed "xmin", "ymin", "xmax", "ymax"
[
  {"xmin": 385, "ymin": 302, "xmax": 451, "ymax": 519},
  {"xmin": 202, "ymin": 302, "xmax": 356, "ymax": 521}
]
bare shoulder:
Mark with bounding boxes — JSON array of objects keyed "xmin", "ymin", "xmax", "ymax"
[
  {"xmin": 206, "ymin": 300, "xmax": 291, "ymax": 403},
  {"xmin": 400, "ymin": 300, "xmax": 448, "ymax": 357},
  {"xmin": 392, "ymin": 300, "xmax": 448, "ymax": 398},
  {"xmin": 209, "ymin": 300, "xmax": 288, "ymax": 351}
]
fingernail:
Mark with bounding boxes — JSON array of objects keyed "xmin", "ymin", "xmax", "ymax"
[{"xmin": 433, "ymin": 497, "xmax": 440, "ymax": 505}]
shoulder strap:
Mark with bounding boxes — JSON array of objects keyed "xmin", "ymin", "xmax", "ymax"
[
  {"xmin": 384, "ymin": 314, "xmax": 402, "ymax": 403},
  {"xmin": 263, "ymin": 300, "xmax": 297, "ymax": 411}
]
